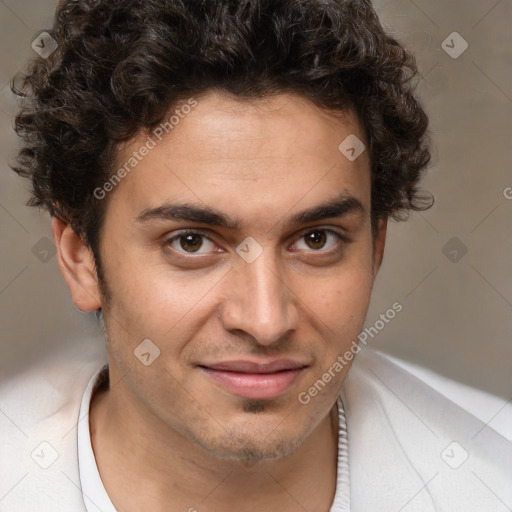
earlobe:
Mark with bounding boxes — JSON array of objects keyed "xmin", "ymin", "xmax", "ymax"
[
  {"xmin": 52, "ymin": 216, "xmax": 102, "ymax": 312},
  {"xmin": 372, "ymin": 217, "xmax": 388, "ymax": 278}
]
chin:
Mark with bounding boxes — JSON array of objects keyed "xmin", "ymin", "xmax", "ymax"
[{"xmin": 191, "ymin": 426, "xmax": 304, "ymax": 465}]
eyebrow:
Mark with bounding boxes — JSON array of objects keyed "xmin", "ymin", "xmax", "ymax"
[
  {"xmin": 288, "ymin": 195, "xmax": 365, "ymax": 225},
  {"xmin": 136, "ymin": 204, "xmax": 239, "ymax": 229},
  {"xmin": 135, "ymin": 194, "xmax": 365, "ymax": 229}
]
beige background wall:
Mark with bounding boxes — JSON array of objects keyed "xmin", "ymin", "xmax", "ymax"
[{"xmin": 1, "ymin": 0, "xmax": 511, "ymax": 397}]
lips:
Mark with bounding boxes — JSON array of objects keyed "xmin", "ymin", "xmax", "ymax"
[
  {"xmin": 197, "ymin": 359, "xmax": 308, "ymax": 400},
  {"xmin": 201, "ymin": 359, "xmax": 306, "ymax": 373}
]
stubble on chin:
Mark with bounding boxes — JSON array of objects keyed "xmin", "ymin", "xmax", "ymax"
[
  {"xmin": 242, "ymin": 399, "xmax": 269, "ymax": 414},
  {"xmin": 189, "ymin": 409, "xmax": 304, "ymax": 467}
]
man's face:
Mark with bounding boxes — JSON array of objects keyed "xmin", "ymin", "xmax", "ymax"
[{"xmin": 95, "ymin": 91, "xmax": 384, "ymax": 462}]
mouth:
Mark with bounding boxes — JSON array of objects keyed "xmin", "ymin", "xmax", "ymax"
[{"xmin": 197, "ymin": 359, "xmax": 309, "ymax": 400}]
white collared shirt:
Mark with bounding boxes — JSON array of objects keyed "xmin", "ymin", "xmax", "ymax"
[{"xmin": 77, "ymin": 365, "xmax": 352, "ymax": 512}]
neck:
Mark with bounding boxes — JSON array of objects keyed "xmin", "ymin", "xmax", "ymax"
[{"xmin": 89, "ymin": 366, "xmax": 340, "ymax": 512}]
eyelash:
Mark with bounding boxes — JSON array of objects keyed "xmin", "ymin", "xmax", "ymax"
[
  {"xmin": 164, "ymin": 228, "xmax": 350, "ymax": 257},
  {"xmin": 289, "ymin": 229, "xmax": 349, "ymax": 253}
]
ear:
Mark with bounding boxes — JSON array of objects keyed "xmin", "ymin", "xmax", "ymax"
[
  {"xmin": 52, "ymin": 216, "xmax": 102, "ymax": 312},
  {"xmin": 372, "ymin": 217, "xmax": 387, "ymax": 278}
]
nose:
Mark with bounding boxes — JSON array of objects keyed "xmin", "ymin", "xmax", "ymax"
[{"xmin": 219, "ymin": 252, "xmax": 300, "ymax": 346}]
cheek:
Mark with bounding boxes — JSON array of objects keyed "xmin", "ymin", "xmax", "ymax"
[
  {"xmin": 310, "ymin": 275, "xmax": 372, "ymax": 330},
  {"xmin": 297, "ymin": 246, "xmax": 375, "ymax": 338},
  {"xmin": 104, "ymin": 254, "xmax": 224, "ymax": 338}
]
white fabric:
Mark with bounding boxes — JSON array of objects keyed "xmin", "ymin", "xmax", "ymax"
[
  {"xmin": 342, "ymin": 348, "xmax": 512, "ymax": 511},
  {"xmin": 387, "ymin": 354, "xmax": 512, "ymax": 441},
  {"xmin": 1, "ymin": 341, "xmax": 511, "ymax": 511},
  {"xmin": 77, "ymin": 364, "xmax": 116, "ymax": 512},
  {"xmin": 76, "ymin": 365, "xmax": 351, "ymax": 512}
]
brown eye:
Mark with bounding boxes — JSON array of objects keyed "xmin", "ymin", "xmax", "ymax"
[
  {"xmin": 166, "ymin": 231, "xmax": 217, "ymax": 254},
  {"xmin": 180, "ymin": 233, "xmax": 203, "ymax": 252},
  {"xmin": 304, "ymin": 230, "xmax": 327, "ymax": 250},
  {"xmin": 291, "ymin": 229, "xmax": 344, "ymax": 253}
]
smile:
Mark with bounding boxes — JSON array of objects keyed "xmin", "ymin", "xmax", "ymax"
[{"xmin": 197, "ymin": 360, "xmax": 308, "ymax": 400}]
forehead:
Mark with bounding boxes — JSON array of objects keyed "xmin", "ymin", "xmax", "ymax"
[{"xmin": 107, "ymin": 91, "xmax": 371, "ymax": 226}]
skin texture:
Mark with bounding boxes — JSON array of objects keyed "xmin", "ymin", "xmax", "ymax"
[{"xmin": 53, "ymin": 91, "xmax": 387, "ymax": 512}]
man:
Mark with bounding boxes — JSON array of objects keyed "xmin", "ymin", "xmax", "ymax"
[{"xmin": 1, "ymin": 0, "xmax": 510, "ymax": 511}]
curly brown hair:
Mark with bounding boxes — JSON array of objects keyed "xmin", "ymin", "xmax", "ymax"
[{"xmin": 13, "ymin": 0, "xmax": 431, "ymax": 264}]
